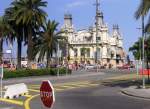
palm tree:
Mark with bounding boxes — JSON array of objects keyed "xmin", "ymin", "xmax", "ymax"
[
  {"xmin": 129, "ymin": 38, "xmax": 142, "ymax": 60},
  {"xmin": 0, "ymin": 16, "xmax": 14, "ymax": 64},
  {"xmin": 4, "ymin": 4, "xmax": 25, "ymax": 69},
  {"xmin": 0, "ymin": 17, "xmax": 6, "ymax": 63},
  {"xmin": 135, "ymin": 0, "xmax": 150, "ymax": 19},
  {"xmin": 135, "ymin": 0, "xmax": 150, "ymax": 31},
  {"xmin": 34, "ymin": 20, "xmax": 64, "ymax": 68},
  {"xmin": 11, "ymin": 0, "xmax": 47, "ymax": 68}
]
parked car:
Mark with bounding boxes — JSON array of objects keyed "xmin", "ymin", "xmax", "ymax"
[{"xmin": 85, "ymin": 64, "xmax": 96, "ymax": 70}]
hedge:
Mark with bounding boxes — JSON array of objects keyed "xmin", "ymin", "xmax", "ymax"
[{"xmin": 3, "ymin": 67, "xmax": 72, "ymax": 79}]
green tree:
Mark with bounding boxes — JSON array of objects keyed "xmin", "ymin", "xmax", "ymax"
[
  {"xmin": 129, "ymin": 38, "xmax": 142, "ymax": 60},
  {"xmin": 0, "ymin": 16, "xmax": 14, "ymax": 64},
  {"xmin": 11, "ymin": 0, "xmax": 47, "ymax": 67},
  {"xmin": 4, "ymin": 3, "xmax": 25, "ymax": 69},
  {"xmin": 135, "ymin": 0, "xmax": 150, "ymax": 31},
  {"xmin": 0, "ymin": 17, "xmax": 6, "ymax": 63},
  {"xmin": 129, "ymin": 36, "xmax": 150, "ymax": 63},
  {"xmin": 34, "ymin": 20, "xmax": 64, "ymax": 68}
]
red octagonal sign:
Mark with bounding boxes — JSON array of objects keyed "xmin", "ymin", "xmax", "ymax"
[{"xmin": 40, "ymin": 80, "xmax": 55, "ymax": 108}]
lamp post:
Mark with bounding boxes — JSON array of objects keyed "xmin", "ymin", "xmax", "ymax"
[
  {"xmin": 136, "ymin": 28, "xmax": 142, "ymax": 84},
  {"xmin": 95, "ymin": 0, "xmax": 100, "ymax": 72},
  {"xmin": 142, "ymin": 15, "xmax": 145, "ymax": 89},
  {"xmin": 57, "ymin": 40, "xmax": 60, "ymax": 77},
  {"xmin": 65, "ymin": 29, "xmax": 69, "ymax": 75}
]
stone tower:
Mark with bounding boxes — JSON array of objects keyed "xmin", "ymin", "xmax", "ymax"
[{"xmin": 64, "ymin": 14, "xmax": 72, "ymax": 28}]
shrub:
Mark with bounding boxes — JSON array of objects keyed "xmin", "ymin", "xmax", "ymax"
[{"xmin": 3, "ymin": 67, "xmax": 72, "ymax": 79}]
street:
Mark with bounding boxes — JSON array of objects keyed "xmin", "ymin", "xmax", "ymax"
[{"xmin": 1, "ymin": 69, "xmax": 149, "ymax": 109}]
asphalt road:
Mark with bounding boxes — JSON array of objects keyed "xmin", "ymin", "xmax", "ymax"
[
  {"xmin": 52, "ymin": 85, "xmax": 150, "ymax": 109},
  {"xmin": 1, "ymin": 69, "xmax": 149, "ymax": 109}
]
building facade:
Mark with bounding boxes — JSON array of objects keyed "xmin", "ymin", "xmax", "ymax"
[{"xmin": 61, "ymin": 3, "xmax": 125, "ymax": 68}]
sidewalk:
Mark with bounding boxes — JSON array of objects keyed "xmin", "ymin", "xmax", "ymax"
[{"xmin": 121, "ymin": 86, "xmax": 150, "ymax": 99}]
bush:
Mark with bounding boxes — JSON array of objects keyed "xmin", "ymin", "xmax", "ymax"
[{"xmin": 3, "ymin": 67, "xmax": 72, "ymax": 79}]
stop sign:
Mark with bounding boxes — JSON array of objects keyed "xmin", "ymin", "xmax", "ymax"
[{"xmin": 40, "ymin": 80, "xmax": 55, "ymax": 108}]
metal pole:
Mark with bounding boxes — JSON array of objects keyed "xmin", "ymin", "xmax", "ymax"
[
  {"xmin": 142, "ymin": 15, "xmax": 145, "ymax": 89},
  {"xmin": 0, "ymin": 64, "xmax": 3, "ymax": 98},
  {"xmin": 95, "ymin": 0, "xmax": 100, "ymax": 72},
  {"xmin": 136, "ymin": 28, "xmax": 142, "ymax": 86},
  {"xmin": 57, "ymin": 42, "xmax": 60, "ymax": 77},
  {"xmin": 65, "ymin": 29, "xmax": 68, "ymax": 75},
  {"xmin": 66, "ymin": 42, "xmax": 68, "ymax": 76},
  {"xmin": 0, "ymin": 76, "xmax": 2, "ymax": 98}
]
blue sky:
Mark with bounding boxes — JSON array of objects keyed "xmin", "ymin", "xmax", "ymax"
[{"xmin": 0, "ymin": 0, "xmax": 142, "ymax": 59}]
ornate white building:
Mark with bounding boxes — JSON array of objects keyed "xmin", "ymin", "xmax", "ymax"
[{"xmin": 61, "ymin": 2, "xmax": 125, "ymax": 68}]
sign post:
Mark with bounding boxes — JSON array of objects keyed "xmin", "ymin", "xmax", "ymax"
[
  {"xmin": 40, "ymin": 80, "xmax": 55, "ymax": 108},
  {"xmin": 0, "ymin": 64, "xmax": 3, "ymax": 98}
]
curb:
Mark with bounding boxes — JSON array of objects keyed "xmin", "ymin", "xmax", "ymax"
[{"xmin": 121, "ymin": 90, "xmax": 150, "ymax": 100}]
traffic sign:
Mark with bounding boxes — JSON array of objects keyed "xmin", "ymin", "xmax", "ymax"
[{"xmin": 40, "ymin": 80, "xmax": 55, "ymax": 108}]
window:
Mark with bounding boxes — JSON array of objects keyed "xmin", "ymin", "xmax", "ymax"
[
  {"xmin": 97, "ymin": 48, "xmax": 100, "ymax": 59},
  {"xmin": 96, "ymin": 37, "xmax": 101, "ymax": 41},
  {"xmin": 87, "ymin": 48, "xmax": 90, "ymax": 57},
  {"xmin": 74, "ymin": 49, "xmax": 78, "ymax": 57}
]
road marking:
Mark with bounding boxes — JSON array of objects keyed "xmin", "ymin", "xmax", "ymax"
[
  {"xmin": 0, "ymin": 81, "xmax": 99, "ymax": 108},
  {"xmin": 29, "ymin": 83, "xmax": 99, "ymax": 93},
  {"xmin": 57, "ymin": 86, "xmax": 77, "ymax": 89},
  {"xmin": 0, "ymin": 98, "xmax": 23, "ymax": 106},
  {"xmin": 28, "ymin": 81, "xmax": 90, "ymax": 87},
  {"xmin": 24, "ymin": 94, "xmax": 40, "ymax": 109},
  {"xmin": 22, "ymin": 94, "xmax": 32, "ymax": 98},
  {"xmin": 86, "ymin": 84, "xmax": 99, "ymax": 86},
  {"xmin": 70, "ymin": 84, "xmax": 99, "ymax": 87},
  {"xmin": 29, "ymin": 83, "xmax": 91, "ymax": 89},
  {"xmin": 28, "ymin": 89, "xmax": 40, "ymax": 93},
  {"xmin": 54, "ymin": 81, "xmax": 90, "ymax": 86},
  {"xmin": 28, "ymin": 86, "xmax": 39, "ymax": 89},
  {"xmin": 55, "ymin": 88, "xmax": 65, "ymax": 91}
]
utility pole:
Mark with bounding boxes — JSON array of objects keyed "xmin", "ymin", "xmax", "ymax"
[
  {"xmin": 94, "ymin": 0, "xmax": 100, "ymax": 72},
  {"xmin": 65, "ymin": 29, "xmax": 69, "ymax": 75},
  {"xmin": 136, "ymin": 28, "xmax": 142, "ymax": 83},
  {"xmin": 57, "ymin": 41, "xmax": 60, "ymax": 77},
  {"xmin": 142, "ymin": 15, "xmax": 145, "ymax": 89}
]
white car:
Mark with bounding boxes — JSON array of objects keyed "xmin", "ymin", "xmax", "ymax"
[{"xmin": 85, "ymin": 64, "xmax": 96, "ymax": 70}]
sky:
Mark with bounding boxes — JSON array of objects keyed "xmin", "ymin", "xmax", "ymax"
[{"xmin": 0, "ymin": 0, "xmax": 142, "ymax": 59}]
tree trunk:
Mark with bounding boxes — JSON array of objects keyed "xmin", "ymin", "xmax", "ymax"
[
  {"xmin": 46, "ymin": 52, "xmax": 50, "ymax": 68},
  {"xmin": 27, "ymin": 26, "xmax": 33, "ymax": 68},
  {"xmin": 17, "ymin": 36, "xmax": 22, "ymax": 69}
]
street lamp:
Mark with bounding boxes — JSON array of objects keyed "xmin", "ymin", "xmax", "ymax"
[
  {"xmin": 64, "ymin": 28, "xmax": 69, "ymax": 75},
  {"xmin": 95, "ymin": 0, "xmax": 100, "ymax": 73},
  {"xmin": 142, "ymin": 15, "xmax": 145, "ymax": 89},
  {"xmin": 57, "ymin": 40, "xmax": 60, "ymax": 77},
  {"xmin": 136, "ymin": 28, "xmax": 142, "ymax": 84}
]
